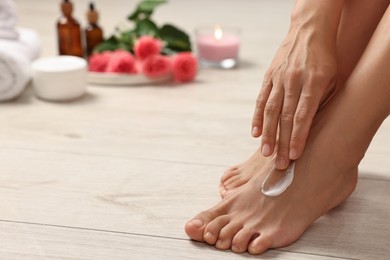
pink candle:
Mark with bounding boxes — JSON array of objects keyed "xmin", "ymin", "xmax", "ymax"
[{"xmin": 196, "ymin": 26, "xmax": 240, "ymax": 67}]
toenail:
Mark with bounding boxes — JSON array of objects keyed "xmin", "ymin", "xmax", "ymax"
[
  {"xmin": 204, "ymin": 232, "xmax": 214, "ymax": 241},
  {"xmin": 249, "ymin": 245, "xmax": 259, "ymax": 254},
  {"xmin": 189, "ymin": 219, "xmax": 203, "ymax": 227},
  {"xmin": 231, "ymin": 245, "xmax": 239, "ymax": 252},
  {"xmin": 216, "ymin": 240, "xmax": 224, "ymax": 247}
]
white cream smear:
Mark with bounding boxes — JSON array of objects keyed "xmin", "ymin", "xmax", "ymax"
[{"xmin": 261, "ymin": 162, "xmax": 295, "ymax": 197}]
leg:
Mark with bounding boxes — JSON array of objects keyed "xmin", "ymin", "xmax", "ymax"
[
  {"xmin": 219, "ymin": 0, "xmax": 390, "ymax": 197},
  {"xmin": 187, "ymin": 5, "xmax": 390, "ymax": 254},
  {"xmin": 336, "ymin": 0, "xmax": 390, "ymax": 84}
]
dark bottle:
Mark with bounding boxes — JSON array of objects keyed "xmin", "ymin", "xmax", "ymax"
[
  {"xmin": 57, "ymin": 0, "xmax": 83, "ymax": 57},
  {"xmin": 85, "ymin": 2, "xmax": 103, "ymax": 57}
]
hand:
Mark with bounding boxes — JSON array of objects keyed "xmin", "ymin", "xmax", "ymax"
[{"xmin": 252, "ymin": 26, "xmax": 337, "ymax": 169}]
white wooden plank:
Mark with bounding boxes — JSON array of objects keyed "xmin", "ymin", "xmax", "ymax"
[
  {"xmin": 0, "ymin": 221, "xmax": 348, "ymax": 260},
  {"xmin": 1, "ymin": 86, "xmax": 388, "ymax": 175},
  {"xmin": 0, "ymin": 148, "xmax": 388, "ymax": 259}
]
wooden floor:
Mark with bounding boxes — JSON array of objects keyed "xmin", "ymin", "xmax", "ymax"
[{"xmin": 2, "ymin": 0, "xmax": 389, "ymax": 259}]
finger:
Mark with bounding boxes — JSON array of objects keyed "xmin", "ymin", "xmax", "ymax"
[
  {"xmin": 275, "ymin": 80, "xmax": 301, "ymax": 169},
  {"xmin": 252, "ymin": 74, "xmax": 273, "ymax": 138},
  {"xmin": 289, "ymin": 85, "xmax": 321, "ymax": 160},
  {"xmin": 261, "ymin": 82, "xmax": 284, "ymax": 157}
]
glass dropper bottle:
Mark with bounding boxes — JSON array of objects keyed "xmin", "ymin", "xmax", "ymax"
[
  {"xmin": 56, "ymin": 0, "xmax": 83, "ymax": 57},
  {"xmin": 85, "ymin": 2, "xmax": 104, "ymax": 57}
]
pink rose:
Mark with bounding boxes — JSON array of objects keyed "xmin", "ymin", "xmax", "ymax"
[
  {"xmin": 106, "ymin": 50, "xmax": 137, "ymax": 74},
  {"xmin": 141, "ymin": 54, "xmax": 172, "ymax": 78},
  {"xmin": 134, "ymin": 35, "xmax": 162, "ymax": 61},
  {"xmin": 88, "ymin": 52, "xmax": 110, "ymax": 72},
  {"xmin": 172, "ymin": 52, "xmax": 197, "ymax": 82}
]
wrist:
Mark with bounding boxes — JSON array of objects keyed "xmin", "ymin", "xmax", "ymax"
[
  {"xmin": 290, "ymin": 0, "xmax": 344, "ymax": 40},
  {"xmin": 286, "ymin": 24, "xmax": 337, "ymax": 51}
]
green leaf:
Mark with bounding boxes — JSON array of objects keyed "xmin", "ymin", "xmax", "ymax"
[
  {"xmin": 135, "ymin": 19, "xmax": 160, "ymax": 37},
  {"xmin": 94, "ymin": 36, "xmax": 121, "ymax": 53},
  {"xmin": 128, "ymin": 0, "xmax": 167, "ymax": 21},
  {"xmin": 118, "ymin": 42, "xmax": 133, "ymax": 52},
  {"xmin": 139, "ymin": 0, "xmax": 167, "ymax": 12},
  {"xmin": 128, "ymin": 9, "xmax": 150, "ymax": 22},
  {"xmin": 160, "ymin": 24, "xmax": 191, "ymax": 53},
  {"xmin": 119, "ymin": 29, "xmax": 138, "ymax": 51}
]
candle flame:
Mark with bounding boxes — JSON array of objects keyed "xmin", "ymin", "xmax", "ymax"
[{"xmin": 214, "ymin": 26, "xmax": 223, "ymax": 40}]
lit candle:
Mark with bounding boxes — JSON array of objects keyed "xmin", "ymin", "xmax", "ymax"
[{"xmin": 196, "ymin": 25, "xmax": 240, "ymax": 68}]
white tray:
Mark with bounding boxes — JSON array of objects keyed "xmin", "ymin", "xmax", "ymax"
[{"xmin": 87, "ymin": 72, "xmax": 171, "ymax": 86}]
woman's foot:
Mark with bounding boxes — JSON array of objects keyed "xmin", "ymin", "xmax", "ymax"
[
  {"xmin": 185, "ymin": 104, "xmax": 361, "ymax": 254},
  {"xmin": 188, "ymin": 4, "xmax": 390, "ymax": 253},
  {"xmin": 219, "ymin": 149, "xmax": 270, "ymax": 198},
  {"xmin": 186, "ymin": 152, "xmax": 357, "ymax": 254}
]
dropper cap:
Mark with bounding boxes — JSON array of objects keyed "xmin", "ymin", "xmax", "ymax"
[
  {"xmin": 87, "ymin": 2, "xmax": 99, "ymax": 24},
  {"xmin": 61, "ymin": 0, "xmax": 73, "ymax": 16}
]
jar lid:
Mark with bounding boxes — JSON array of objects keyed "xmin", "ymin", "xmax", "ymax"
[{"xmin": 32, "ymin": 55, "xmax": 86, "ymax": 73}]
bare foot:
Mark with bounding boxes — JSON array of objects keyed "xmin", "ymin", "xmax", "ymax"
[
  {"xmin": 219, "ymin": 149, "xmax": 270, "ymax": 198},
  {"xmin": 185, "ymin": 108, "xmax": 360, "ymax": 254},
  {"xmin": 188, "ymin": 6, "xmax": 390, "ymax": 252}
]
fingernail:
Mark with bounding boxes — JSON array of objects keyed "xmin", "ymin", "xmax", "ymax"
[
  {"xmin": 252, "ymin": 127, "xmax": 259, "ymax": 137},
  {"xmin": 289, "ymin": 148, "xmax": 298, "ymax": 159},
  {"xmin": 262, "ymin": 144, "xmax": 271, "ymax": 156},
  {"xmin": 190, "ymin": 219, "xmax": 204, "ymax": 228},
  {"xmin": 276, "ymin": 156, "xmax": 286, "ymax": 169}
]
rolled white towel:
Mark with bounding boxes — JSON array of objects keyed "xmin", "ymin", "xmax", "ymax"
[
  {"xmin": 17, "ymin": 28, "xmax": 41, "ymax": 61},
  {"xmin": 0, "ymin": 28, "xmax": 40, "ymax": 62},
  {"xmin": 0, "ymin": 28, "xmax": 40, "ymax": 101},
  {"xmin": 0, "ymin": 0, "xmax": 19, "ymax": 40},
  {"xmin": 0, "ymin": 0, "xmax": 41, "ymax": 101},
  {"xmin": 0, "ymin": 48, "xmax": 31, "ymax": 102}
]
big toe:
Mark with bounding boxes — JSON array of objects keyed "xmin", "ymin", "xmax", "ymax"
[
  {"xmin": 185, "ymin": 211, "xmax": 216, "ymax": 241},
  {"xmin": 185, "ymin": 219, "xmax": 205, "ymax": 241}
]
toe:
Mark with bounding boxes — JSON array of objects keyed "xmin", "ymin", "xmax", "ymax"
[
  {"xmin": 219, "ymin": 185, "xmax": 229, "ymax": 198},
  {"xmin": 203, "ymin": 215, "xmax": 230, "ymax": 245},
  {"xmin": 215, "ymin": 222, "xmax": 242, "ymax": 250},
  {"xmin": 224, "ymin": 177, "xmax": 247, "ymax": 191},
  {"xmin": 220, "ymin": 186, "xmax": 237, "ymax": 199},
  {"xmin": 231, "ymin": 228, "xmax": 259, "ymax": 253},
  {"xmin": 185, "ymin": 218, "xmax": 206, "ymax": 242},
  {"xmin": 221, "ymin": 167, "xmax": 239, "ymax": 183},
  {"xmin": 222, "ymin": 175, "xmax": 240, "ymax": 188},
  {"xmin": 248, "ymin": 234, "xmax": 272, "ymax": 255},
  {"xmin": 185, "ymin": 207, "xmax": 224, "ymax": 242}
]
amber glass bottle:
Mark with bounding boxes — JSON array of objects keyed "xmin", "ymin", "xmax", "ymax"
[
  {"xmin": 57, "ymin": 0, "xmax": 83, "ymax": 57},
  {"xmin": 85, "ymin": 2, "xmax": 103, "ymax": 57}
]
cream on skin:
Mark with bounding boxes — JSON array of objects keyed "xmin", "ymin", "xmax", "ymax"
[{"xmin": 261, "ymin": 162, "xmax": 295, "ymax": 197}]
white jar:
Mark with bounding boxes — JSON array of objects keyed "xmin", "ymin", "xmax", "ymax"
[{"xmin": 32, "ymin": 56, "xmax": 87, "ymax": 101}]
